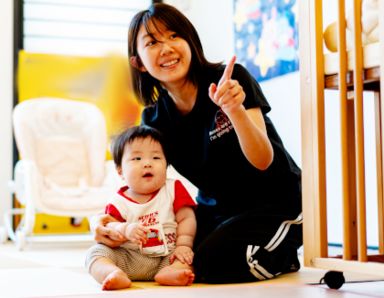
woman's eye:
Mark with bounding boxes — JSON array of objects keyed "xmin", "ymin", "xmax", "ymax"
[
  {"xmin": 146, "ymin": 40, "xmax": 156, "ymax": 47},
  {"xmin": 170, "ymin": 33, "xmax": 178, "ymax": 39}
]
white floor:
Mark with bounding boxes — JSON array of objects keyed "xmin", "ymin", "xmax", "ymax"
[{"xmin": 0, "ymin": 240, "xmax": 383, "ymax": 298}]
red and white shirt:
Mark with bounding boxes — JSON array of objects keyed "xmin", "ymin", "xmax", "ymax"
[{"xmin": 105, "ymin": 178, "xmax": 196, "ymax": 255}]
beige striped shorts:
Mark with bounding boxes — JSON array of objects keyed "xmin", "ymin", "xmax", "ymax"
[{"xmin": 85, "ymin": 243, "xmax": 172, "ymax": 281}]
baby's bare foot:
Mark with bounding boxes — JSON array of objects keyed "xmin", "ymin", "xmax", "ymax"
[
  {"xmin": 102, "ymin": 269, "xmax": 132, "ymax": 290},
  {"xmin": 155, "ymin": 267, "xmax": 195, "ymax": 286}
]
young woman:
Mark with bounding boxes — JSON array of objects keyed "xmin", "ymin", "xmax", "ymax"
[{"xmin": 93, "ymin": 3, "xmax": 302, "ymax": 283}]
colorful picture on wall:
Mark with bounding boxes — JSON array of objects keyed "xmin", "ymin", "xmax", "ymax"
[{"xmin": 234, "ymin": 0, "xmax": 299, "ymax": 81}]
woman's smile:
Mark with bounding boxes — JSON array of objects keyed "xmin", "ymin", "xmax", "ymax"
[{"xmin": 160, "ymin": 59, "xmax": 179, "ymax": 68}]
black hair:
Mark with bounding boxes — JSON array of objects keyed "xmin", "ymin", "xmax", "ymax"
[
  {"xmin": 128, "ymin": 3, "xmax": 221, "ymax": 106},
  {"xmin": 112, "ymin": 125, "xmax": 168, "ymax": 168}
]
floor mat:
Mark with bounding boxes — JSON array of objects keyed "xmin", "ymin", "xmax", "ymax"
[
  {"xmin": 29, "ymin": 283, "xmax": 384, "ymax": 298},
  {"xmin": 0, "ymin": 254, "xmax": 42, "ymax": 269}
]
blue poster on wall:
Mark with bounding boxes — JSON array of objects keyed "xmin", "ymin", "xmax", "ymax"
[{"xmin": 234, "ymin": 0, "xmax": 299, "ymax": 82}]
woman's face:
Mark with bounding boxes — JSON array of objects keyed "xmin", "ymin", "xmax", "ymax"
[{"xmin": 135, "ymin": 19, "xmax": 192, "ymax": 88}]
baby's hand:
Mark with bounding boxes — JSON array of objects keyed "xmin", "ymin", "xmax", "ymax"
[
  {"xmin": 124, "ymin": 223, "xmax": 149, "ymax": 245},
  {"xmin": 170, "ymin": 246, "xmax": 194, "ymax": 265}
]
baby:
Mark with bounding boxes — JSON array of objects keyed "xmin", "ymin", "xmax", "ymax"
[{"xmin": 85, "ymin": 125, "xmax": 196, "ymax": 290}]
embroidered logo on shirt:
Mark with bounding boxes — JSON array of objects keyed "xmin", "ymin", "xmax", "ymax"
[{"xmin": 209, "ymin": 109, "xmax": 233, "ymax": 141}]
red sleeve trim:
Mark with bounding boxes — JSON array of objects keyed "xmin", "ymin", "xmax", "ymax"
[
  {"xmin": 173, "ymin": 180, "xmax": 197, "ymax": 214},
  {"xmin": 105, "ymin": 203, "xmax": 125, "ymax": 222}
]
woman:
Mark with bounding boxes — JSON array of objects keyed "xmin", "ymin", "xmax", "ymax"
[{"xmin": 93, "ymin": 3, "xmax": 302, "ymax": 283}]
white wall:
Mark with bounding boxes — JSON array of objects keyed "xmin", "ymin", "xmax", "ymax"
[
  {"xmin": 165, "ymin": 0, "xmax": 234, "ymax": 63},
  {"xmin": 261, "ymin": 72, "xmax": 302, "ymax": 165},
  {"xmin": 0, "ymin": 0, "xmax": 14, "ymax": 226}
]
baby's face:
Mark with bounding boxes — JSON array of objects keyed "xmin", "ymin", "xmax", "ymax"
[{"xmin": 119, "ymin": 137, "xmax": 167, "ymax": 196}]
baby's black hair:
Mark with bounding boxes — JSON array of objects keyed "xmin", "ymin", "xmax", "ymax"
[{"xmin": 112, "ymin": 125, "xmax": 168, "ymax": 168}]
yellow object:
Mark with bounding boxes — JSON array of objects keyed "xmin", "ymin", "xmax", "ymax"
[
  {"xmin": 323, "ymin": 0, "xmax": 379, "ymax": 53},
  {"xmin": 17, "ymin": 51, "xmax": 142, "ymax": 234},
  {"xmin": 323, "ymin": 22, "xmax": 338, "ymax": 52},
  {"xmin": 18, "ymin": 51, "xmax": 142, "ymax": 138},
  {"xmin": 33, "ymin": 215, "xmax": 90, "ymax": 234}
]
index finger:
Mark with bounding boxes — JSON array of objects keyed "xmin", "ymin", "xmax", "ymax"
[{"xmin": 218, "ymin": 55, "xmax": 236, "ymax": 86}]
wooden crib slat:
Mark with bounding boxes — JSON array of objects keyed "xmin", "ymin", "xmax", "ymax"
[
  {"xmin": 313, "ymin": 0, "xmax": 329, "ymax": 260},
  {"xmin": 299, "ymin": 0, "xmax": 328, "ymax": 267},
  {"xmin": 374, "ymin": 92, "xmax": 384, "ymax": 254},
  {"xmin": 337, "ymin": 0, "xmax": 355, "ymax": 261},
  {"xmin": 346, "ymin": 97, "xmax": 358, "ymax": 258},
  {"xmin": 379, "ymin": 0, "xmax": 384, "ymax": 255},
  {"xmin": 351, "ymin": 0, "xmax": 367, "ymax": 262}
]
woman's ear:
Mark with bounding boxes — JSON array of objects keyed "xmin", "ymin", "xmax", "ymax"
[{"xmin": 130, "ymin": 56, "xmax": 146, "ymax": 72}]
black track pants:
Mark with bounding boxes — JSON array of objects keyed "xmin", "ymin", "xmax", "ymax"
[{"xmin": 193, "ymin": 207, "xmax": 303, "ymax": 283}]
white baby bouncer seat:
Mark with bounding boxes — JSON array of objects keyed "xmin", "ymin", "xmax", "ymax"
[{"xmin": 4, "ymin": 98, "xmax": 118, "ymax": 249}]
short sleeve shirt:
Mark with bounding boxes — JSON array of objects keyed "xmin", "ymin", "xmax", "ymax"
[{"xmin": 142, "ymin": 64, "xmax": 301, "ymax": 217}]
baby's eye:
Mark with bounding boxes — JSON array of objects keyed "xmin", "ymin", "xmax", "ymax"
[
  {"xmin": 153, "ymin": 156, "xmax": 161, "ymax": 160},
  {"xmin": 131, "ymin": 157, "xmax": 141, "ymax": 161}
]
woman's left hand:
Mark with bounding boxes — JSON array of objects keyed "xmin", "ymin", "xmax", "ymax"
[{"xmin": 209, "ymin": 55, "xmax": 245, "ymax": 115}]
